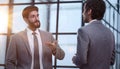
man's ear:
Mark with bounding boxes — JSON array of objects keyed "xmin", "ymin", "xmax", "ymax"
[
  {"xmin": 88, "ymin": 9, "xmax": 92, "ymax": 15},
  {"xmin": 87, "ymin": 9, "xmax": 92, "ymax": 21}
]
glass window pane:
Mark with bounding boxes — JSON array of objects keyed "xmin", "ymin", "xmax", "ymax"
[
  {"xmin": 52, "ymin": 35, "xmax": 56, "ymax": 65},
  {"xmin": 104, "ymin": 2, "xmax": 110, "ymax": 23},
  {"xmin": 0, "ymin": 66, "xmax": 4, "ymax": 69},
  {"xmin": 36, "ymin": 5, "xmax": 50, "ymax": 31},
  {"xmin": 110, "ymin": 8, "xmax": 114, "ymax": 26},
  {"xmin": 60, "ymin": 0, "xmax": 82, "ymax": 1},
  {"xmin": 114, "ymin": 31, "xmax": 117, "ymax": 44},
  {"xmin": 0, "ymin": 6, "xmax": 8, "ymax": 33},
  {"xmin": 35, "ymin": 0, "xmax": 82, "ymax": 2},
  {"xmin": 0, "ymin": 35, "xmax": 7, "ymax": 64},
  {"xmin": 57, "ymin": 68, "xmax": 79, "ymax": 69},
  {"xmin": 14, "ymin": 0, "xmax": 31, "ymax": 3},
  {"xmin": 35, "ymin": 0, "xmax": 51, "ymax": 2},
  {"xmin": 50, "ymin": 4, "xmax": 57, "ymax": 33},
  {"xmin": 52, "ymin": 55, "xmax": 55, "ymax": 65},
  {"xmin": 58, "ymin": 3, "xmax": 82, "ymax": 32},
  {"xmin": 12, "ymin": 5, "xmax": 29, "ymax": 33},
  {"xmin": 107, "ymin": 0, "xmax": 117, "ymax": 8},
  {"xmin": 0, "ymin": 0, "xmax": 9, "ymax": 4},
  {"xmin": 57, "ymin": 35, "xmax": 77, "ymax": 66}
]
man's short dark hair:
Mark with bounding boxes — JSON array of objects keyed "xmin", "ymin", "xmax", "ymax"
[
  {"xmin": 85, "ymin": 0, "xmax": 106, "ymax": 20},
  {"xmin": 22, "ymin": 6, "xmax": 38, "ymax": 18}
]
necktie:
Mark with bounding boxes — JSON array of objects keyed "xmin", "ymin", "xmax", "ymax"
[{"xmin": 32, "ymin": 32, "xmax": 40, "ymax": 69}]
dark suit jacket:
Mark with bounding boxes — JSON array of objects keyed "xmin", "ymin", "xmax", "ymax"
[
  {"xmin": 6, "ymin": 29, "xmax": 65, "ymax": 69},
  {"xmin": 72, "ymin": 20, "xmax": 115, "ymax": 69}
]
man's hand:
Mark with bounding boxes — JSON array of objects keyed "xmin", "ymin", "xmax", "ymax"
[{"xmin": 45, "ymin": 41, "xmax": 57, "ymax": 54}]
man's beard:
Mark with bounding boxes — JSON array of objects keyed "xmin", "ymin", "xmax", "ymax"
[
  {"xmin": 83, "ymin": 16, "xmax": 89, "ymax": 23},
  {"xmin": 29, "ymin": 20, "xmax": 40, "ymax": 28},
  {"xmin": 83, "ymin": 12, "xmax": 89, "ymax": 23}
]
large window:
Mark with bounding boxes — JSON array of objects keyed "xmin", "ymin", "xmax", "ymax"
[
  {"xmin": 0, "ymin": 0, "xmax": 120, "ymax": 69},
  {"xmin": 0, "ymin": 5, "xmax": 8, "ymax": 69}
]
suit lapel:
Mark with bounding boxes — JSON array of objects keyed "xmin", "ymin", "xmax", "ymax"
[
  {"xmin": 21, "ymin": 29, "xmax": 32, "ymax": 56},
  {"xmin": 39, "ymin": 30, "xmax": 45, "ymax": 46},
  {"xmin": 39, "ymin": 30, "xmax": 45, "ymax": 67}
]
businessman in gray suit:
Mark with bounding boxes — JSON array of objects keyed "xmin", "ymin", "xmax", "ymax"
[
  {"xmin": 72, "ymin": 0, "xmax": 115, "ymax": 69},
  {"xmin": 6, "ymin": 6, "xmax": 65, "ymax": 69}
]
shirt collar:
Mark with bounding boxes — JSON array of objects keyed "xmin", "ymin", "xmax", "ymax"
[
  {"xmin": 89, "ymin": 19, "xmax": 98, "ymax": 23},
  {"xmin": 26, "ymin": 27, "xmax": 39, "ymax": 35}
]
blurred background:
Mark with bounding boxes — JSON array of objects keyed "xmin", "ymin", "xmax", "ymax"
[{"xmin": 0, "ymin": 0, "xmax": 120, "ymax": 69}]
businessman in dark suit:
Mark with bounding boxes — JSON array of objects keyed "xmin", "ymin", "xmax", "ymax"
[
  {"xmin": 5, "ymin": 6, "xmax": 65, "ymax": 69},
  {"xmin": 72, "ymin": 0, "xmax": 115, "ymax": 69}
]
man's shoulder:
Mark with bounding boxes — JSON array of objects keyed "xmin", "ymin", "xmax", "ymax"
[
  {"xmin": 12, "ymin": 30, "xmax": 26, "ymax": 37},
  {"xmin": 39, "ymin": 29, "xmax": 52, "ymax": 35},
  {"xmin": 78, "ymin": 26, "xmax": 89, "ymax": 32}
]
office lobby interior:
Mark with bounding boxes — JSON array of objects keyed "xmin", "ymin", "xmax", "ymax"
[{"xmin": 0, "ymin": 0, "xmax": 120, "ymax": 69}]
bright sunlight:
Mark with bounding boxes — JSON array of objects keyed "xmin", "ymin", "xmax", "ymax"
[{"xmin": 0, "ymin": 8, "xmax": 8, "ymax": 33}]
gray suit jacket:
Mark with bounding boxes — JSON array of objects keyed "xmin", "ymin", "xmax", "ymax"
[
  {"xmin": 72, "ymin": 20, "xmax": 115, "ymax": 69},
  {"xmin": 6, "ymin": 29, "xmax": 65, "ymax": 69}
]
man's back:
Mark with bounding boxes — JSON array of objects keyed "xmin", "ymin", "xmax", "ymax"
[{"xmin": 80, "ymin": 20, "xmax": 115, "ymax": 69}]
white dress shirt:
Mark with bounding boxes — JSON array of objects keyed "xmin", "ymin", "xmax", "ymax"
[
  {"xmin": 26, "ymin": 28, "xmax": 43, "ymax": 69},
  {"xmin": 89, "ymin": 19, "xmax": 98, "ymax": 23}
]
